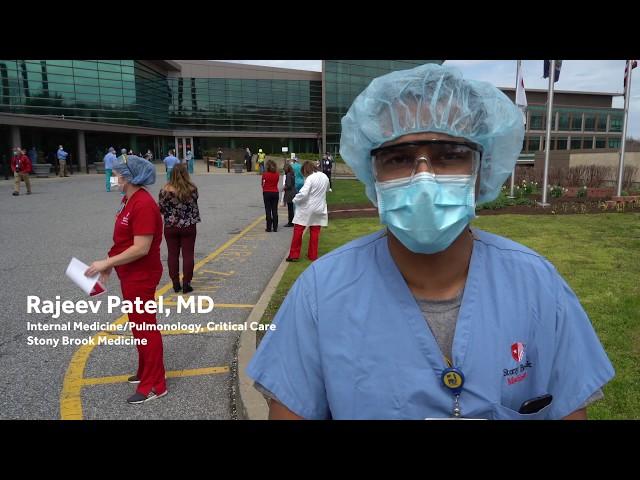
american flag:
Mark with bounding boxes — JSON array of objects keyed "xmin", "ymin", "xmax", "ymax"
[
  {"xmin": 624, "ymin": 60, "xmax": 637, "ymax": 89},
  {"xmin": 543, "ymin": 60, "xmax": 562, "ymax": 82}
]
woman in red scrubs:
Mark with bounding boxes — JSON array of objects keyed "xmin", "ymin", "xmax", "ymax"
[{"xmin": 86, "ymin": 154, "xmax": 167, "ymax": 405}]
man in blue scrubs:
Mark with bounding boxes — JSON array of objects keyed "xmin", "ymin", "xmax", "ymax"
[
  {"xmin": 104, "ymin": 147, "xmax": 116, "ymax": 192},
  {"xmin": 163, "ymin": 149, "xmax": 180, "ymax": 181},
  {"xmin": 247, "ymin": 64, "xmax": 615, "ymax": 420}
]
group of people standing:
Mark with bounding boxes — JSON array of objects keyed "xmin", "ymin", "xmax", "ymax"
[
  {"xmin": 261, "ymin": 155, "xmax": 332, "ymax": 262},
  {"xmin": 11, "ymin": 144, "xmax": 71, "ymax": 196},
  {"xmin": 86, "ymin": 154, "xmax": 200, "ymax": 404},
  {"xmin": 103, "ymin": 148, "xmax": 154, "ymax": 192},
  {"xmin": 82, "ymin": 145, "xmax": 333, "ymax": 404}
]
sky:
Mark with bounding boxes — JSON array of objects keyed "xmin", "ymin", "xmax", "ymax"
[{"xmin": 218, "ymin": 60, "xmax": 640, "ymax": 139}]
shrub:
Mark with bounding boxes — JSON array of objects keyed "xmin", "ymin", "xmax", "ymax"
[
  {"xmin": 622, "ymin": 165, "xmax": 639, "ymax": 191},
  {"xmin": 576, "ymin": 185, "xmax": 588, "ymax": 198},
  {"xmin": 549, "ymin": 185, "xmax": 566, "ymax": 198}
]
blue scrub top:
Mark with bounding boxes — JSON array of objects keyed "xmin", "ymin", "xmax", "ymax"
[
  {"xmin": 164, "ymin": 155, "xmax": 180, "ymax": 169},
  {"xmin": 247, "ymin": 229, "xmax": 615, "ymax": 420},
  {"xmin": 291, "ymin": 162, "xmax": 304, "ymax": 191},
  {"xmin": 104, "ymin": 152, "xmax": 116, "ymax": 169}
]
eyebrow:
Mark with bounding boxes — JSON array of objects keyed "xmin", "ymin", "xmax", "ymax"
[{"xmin": 371, "ymin": 140, "xmax": 482, "ymax": 156}]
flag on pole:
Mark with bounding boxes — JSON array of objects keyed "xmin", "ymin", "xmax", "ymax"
[
  {"xmin": 543, "ymin": 60, "xmax": 562, "ymax": 82},
  {"xmin": 515, "ymin": 61, "xmax": 527, "ymax": 125},
  {"xmin": 624, "ymin": 60, "xmax": 637, "ymax": 89}
]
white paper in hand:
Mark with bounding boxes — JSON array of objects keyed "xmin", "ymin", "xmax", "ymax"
[
  {"xmin": 65, "ymin": 257, "xmax": 106, "ymax": 297},
  {"xmin": 110, "ymin": 177, "xmax": 119, "ymax": 188}
]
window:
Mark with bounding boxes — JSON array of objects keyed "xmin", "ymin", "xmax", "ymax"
[
  {"xmin": 97, "ymin": 62, "xmax": 122, "ymax": 73},
  {"xmin": 610, "ymin": 116, "xmax": 622, "ymax": 132},
  {"xmin": 556, "ymin": 137, "xmax": 568, "ymax": 150},
  {"xmin": 72, "ymin": 60, "xmax": 97, "ymax": 71},
  {"xmin": 570, "ymin": 137, "xmax": 582, "ymax": 149},
  {"xmin": 529, "ymin": 113, "xmax": 544, "ymax": 130},
  {"xmin": 528, "ymin": 136, "xmax": 540, "ymax": 151},
  {"xmin": 596, "ymin": 115, "xmax": 607, "ymax": 131},
  {"xmin": 584, "ymin": 114, "xmax": 595, "ymax": 131},
  {"xmin": 582, "ymin": 137, "xmax": 593, "ymax": 149},
  {"xmin": 558, "ymin": 112, "xmax": 570, "ymax": 130},
  {"xmin": 595, "ymin": 137, "xmax": 606, "ymax": 148},
  {"xmin": 608, "ymin": 138, "xmax": 621, "ymax": 149},
  {"xmin": 570, "ymin": 114, "xmax": 583, "ymax": 131}
]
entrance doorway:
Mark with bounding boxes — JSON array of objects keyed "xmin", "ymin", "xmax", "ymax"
[{"xmin": 174, "ymin": 137, "xmax": 193, "ymax": 161}]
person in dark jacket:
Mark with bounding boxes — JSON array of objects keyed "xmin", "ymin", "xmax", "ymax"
[{"xmin": 283, "ymin": 164, "xmax": 295, "ymax": 227}]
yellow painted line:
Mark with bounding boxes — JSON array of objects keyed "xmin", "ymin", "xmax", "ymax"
[
  {"xmin": 198, "ymin": 270, "xmax": 235, "ymax": 276},
  {"xmin": 161, "ymin": 328, "xmax": 214, "ymax": 335},
  {"xmin": 82, "ymin": 366, "xmax": 230, "ymax": 386},
  {"xmin": 93, "ymin": 326, "xmax": 234, "ymax": 338},
  {"xmin": 60, "ymin": 215, "xmax": 263, "ymax": 420},
  {"xmin": 160, "ymin": 325, "xmax": 240, "ymax": 335},
  {"xmin": 215, "ymin": 303, "xmax": 255, "ymax": 308},
  {"xmin": 170, "ymin": 284, "xmax": 223, "ymax": 289}
]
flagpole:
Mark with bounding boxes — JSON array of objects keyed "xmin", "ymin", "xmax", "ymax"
[
  {"xmin": 539, "ymin": 60, "xmax": 555, "ymax": 207},
  {"xmin": 616, "ymin": 60, "xmax": 633, "ymax": 197},
  {"xmin": 509, "ymin": 60, "xmax": 521, "ymax": 199}
]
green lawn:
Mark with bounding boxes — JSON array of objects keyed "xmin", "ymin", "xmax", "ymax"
[
  {"xmin": 261, "ymin": 213, "xmax": 640, "ymax": 419},
  {"xmin": 327, "ymin": 179, "xmax": 372, "ymax": 207}
]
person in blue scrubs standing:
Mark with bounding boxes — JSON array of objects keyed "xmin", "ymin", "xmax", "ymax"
[
  {"xmin": 163, "ymin": 149, "xmax": 180, "ymax": 181},
  {"xmin": 246, "ymin": 64, "xmax": 615, "ymax": 420},
  {"xmin": 290, "ymin": 157, "xmax": 304, "ymax": 194},
  {"xmin": 185, "ymin": 149, "xmax": 194, "ymax": 174},
  {"xmin": 104, "ymin": 147, "xmax": 116, "ymax": 192}
]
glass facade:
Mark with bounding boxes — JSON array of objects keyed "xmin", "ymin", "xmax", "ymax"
[
  {"xmin": 323, "ymin": 60, "xmax": 443, "ymax": 153},
  {"xmin": 523, "ymin": 105, "xmax": 623, "ymax": 152},
  {"xmin": 167, "ymin": 77, "xmax": 322, "ymax": 133},
  {"xmin": 0, "ymin": 60, "xmax": 624, "ymax": 158},
  {"xmin": 0, "ymin": 60, "xmax": 153, "ymax": 125},
  {"xmin": 0, "ymin": 60, "xmax": 321, "ymax": 137}
]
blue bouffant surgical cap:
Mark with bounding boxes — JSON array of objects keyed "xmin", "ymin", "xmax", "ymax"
[
  {"xmin": 339, "ymin": 63, "xmax": 525, "ymax": 204},
  {"xmin": 112, "ymin": 155, "xmax": 156, "ymax": 186}
]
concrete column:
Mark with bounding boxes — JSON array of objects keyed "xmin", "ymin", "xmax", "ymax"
[
  {"xmin": 10, "ymin": 126, "xmax": 21, "ymax": 149},
  {"xmin": 77, "ymin": 130, "xmax": 87, "ymax": 173}
]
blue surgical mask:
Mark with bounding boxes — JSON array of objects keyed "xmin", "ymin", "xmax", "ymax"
[{"xmin": 375, "ymin": 172, "xmax": 476, "ymax": 254}]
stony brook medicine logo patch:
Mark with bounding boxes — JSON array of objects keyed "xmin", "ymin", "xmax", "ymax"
[
  {"xmin": 503, "ymin": 341, "xmax": 533, "ymax": 385},
  {"xmin": 511, "ymin": 342, "xmax": 525, "ymax": 362}
]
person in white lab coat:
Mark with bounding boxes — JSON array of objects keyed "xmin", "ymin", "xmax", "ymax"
[{"xmin": 286, "ymin": 161, "xmax": 330, "ymax": 262}]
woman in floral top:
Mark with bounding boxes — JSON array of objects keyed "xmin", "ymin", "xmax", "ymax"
[{"xmin": 159, "ymin": 164, "xmax": 201, "ymax": 293}]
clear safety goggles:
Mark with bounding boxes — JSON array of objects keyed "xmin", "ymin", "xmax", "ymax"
[{"xmin": 371, "ymin": 140, "xmax": 483, "ymax": 182}]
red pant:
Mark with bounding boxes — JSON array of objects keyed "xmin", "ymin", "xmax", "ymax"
[
  {"xmin": 120, "ymin": 277, "xmax": 166, "ymax": 396},
  {"xmin": 164, "ymin": 224, "xmax": 197, "ymax": 283},
  {"xmin": 288, "ymin": 224, "xmax": 321, "ymax": 260}
]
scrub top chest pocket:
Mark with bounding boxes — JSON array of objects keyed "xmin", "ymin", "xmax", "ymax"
[{"xmin": 492, "ymin": 400, "xmax": 553, "ymax": 420}]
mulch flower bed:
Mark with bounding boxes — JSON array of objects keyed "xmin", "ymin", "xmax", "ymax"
[{"xmin": 329, "ymin": 198, "xmax": 640, "ymax": 219}]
